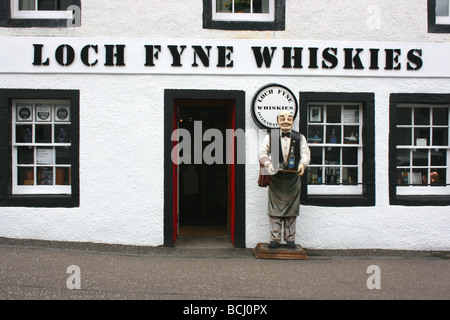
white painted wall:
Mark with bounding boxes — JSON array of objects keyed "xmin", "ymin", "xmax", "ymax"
[{"xmin": 0, "ymin": 1, "xmax": 449, "ymax": 250}]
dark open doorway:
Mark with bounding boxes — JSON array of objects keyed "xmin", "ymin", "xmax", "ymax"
[
  {"xmin": 164, "ymin": 89, "xmax": 246, "ymax": 248},
  {"xmin": 176, "ymin": 101, "xmax": 232, "ymax": 239}
]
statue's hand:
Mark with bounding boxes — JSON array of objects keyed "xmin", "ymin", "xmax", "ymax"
[
  {"xmin": 265, "ymin": 162, "xmax": 275, "ymax": 175},
  {"xmin": 298, "ymin": 163, "xmax": 306, "ymax": 176}
]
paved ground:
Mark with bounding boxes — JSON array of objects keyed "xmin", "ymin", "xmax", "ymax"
[{"xmin": 0, "ymin": 240, "xmax": 448, "ymax": 303}]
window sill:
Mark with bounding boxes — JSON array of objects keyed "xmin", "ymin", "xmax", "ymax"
[
  {"xmin": 390, "ymin": 194, "xmax": 450, "ymax": 206},
  {"xmin": 1, "ymin": 194, "xmax": 78, "ymax": 208},
  {"xmin": 301, "ymin": 194, "xmax": 375, "ymax": 207}
]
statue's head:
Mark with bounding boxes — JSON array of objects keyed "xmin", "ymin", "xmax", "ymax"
[{"xmin": 277, "ymin": 111, "xmax": 294, "ymax": 132}]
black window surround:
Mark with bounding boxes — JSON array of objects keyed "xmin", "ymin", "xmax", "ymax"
[
  {"xmin": 389, "ymin": 93, "xmax": 450, "ymax": 206},
  {"xmin": 164, "ymin": 89, "xmax": 246, "ymax": 248},
  {"xmin": 299, "ymin": 92, "xmax": 375, "ymax": 207},
  {"xmin": 0, "ymin": 0, "xmax": 81, "ymax": 28},
  {"xmin": 203, "ymin": 0, "xmax": 285, "ymax": 31},
  {"xmin": 428, "ymin": 0, "xmax": 450, "ymax": 33},
  {"xmin": 0, "ymin": 89, "xmax": 80, "ymax": 207}
]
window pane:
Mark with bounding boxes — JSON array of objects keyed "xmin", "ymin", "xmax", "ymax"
[
  {"xmin": 308, "ymin": 167, "xmax": 323, "ymax": 184},
  {"xmin": 308, "ymin": 125, "xmax": 323, "ymax": 143},
  {"xmin": 326, "ymin": 105, "xmax": 341, "ymax": 123},
  {"xmin": 433, "ymin": 107, "xmax": 449, "ymax": 125},
  {"xmin": 309, "ymin": 105, "xmax": 323, "ymax": 123},
  {"xmin": 56, "ymin": 167, "xmax": 71, "ymax": 185},
  {"xmin": 397, "ymin": 149, "xmax": 410, "ymax": 166},
  {"xmin": 16, "ymin": 104, "xmax": 33, "ymax": 122},
  {"xmin": 412, "ymin": 149, "xmax": 428, "ymax": 167},
  {"xmin": 431, "ymin": 149, "xmax": 447, "ymax": 166},
  {"xmin": 235, "ymin": 0, "xmax": 250, "ymax": 13},
  {"xmin": 18, "ymin": 167, "xmax": 34, "ymax": 185},
  {"xmin": 344, "ymin": 126, "xmax": 359, "ymax": 144},
  {"xmin": 325, "ymin": 167, "xmax": 340, "ymax": 184},
  {"xmin": 342, "ymin": 167, "xmax": 358, "ymax": 185},
  {"xmin": 397, "ymin": 107, "xmax": 411, "ymax": 125},
  {"xmin": 433, "ymin": 128, "xmax": 449, "ymax": 146},
  {"xmin": 325, "ymin": 147, "xmax": 340, "ymax": 165},
  {"xmin": 430, "ymin": 168, "xmax": 446, "ymax": 185},
  {"xmin": 397, "ymin": 169, "xmax": 410, "ymax": 185},
  {"xmin": 19, "ymin": 0, "xmax": 36, "ymax": 10},
  {"xmin": 414, "ymin": 107, "xmax": 430, "ymax": 125},
  {"xmin": 37, "ymin": 167, "xmax": 53, "ymax": 185},
  {"xmin": 35, "ymin": 104, "xmax": 52, "ymax": 122},
  {"xmin": 35, "ymin": 124, "xmax": 52, "ymax": 143},
  {"xmin": 253, "ymin": 0, "xmax": 269, "ymax": 13},
  {"xmin": 414, "ymin": 128, "xmax": 430, "ymax": 146},
  {"xmin": 436, "ymin": 0, "xmax": 449, "ymax": 16},
  {"xmin": 397, "ymin": 128, "xmax": 411, "ymax": 145},
  {"xmin": 343, "ymin": 147, "xmax": 358, "ymax": 165},
  {"xmin": 56, "ymin": 147, "xmax": 71, "ymax": 164},
  {"xmin": 38, "ymin": 0, "xmax": 58, "ymax": 10},
  {"xmin": 16, "ymin": 125, "xmax": 33, "ymax": 143},
  {"xmin": 17, "ymin": 147, "xmax": 34, "ymax": 164},
  {"xmin": 411, "ymin": 169, "xmax": 427, "ymax": 185},
  {"xmin": 216, "ymin": 0, "xmax": 228, "ymax": 13},
  {"xmin": 310, "ymin": 147, "xmax": 322, "ymax": 165},
  {"xmin": 343, "ymin": 106, "xmax": 359, "ymax": 123},
  {"xmin": 326, "ymin": 126, "xmax": 341, "ymax": 144},
  {"xmin": 36, "ymin": 147, "xmax": 53, "ymax": 165},
  {"xmin": 58, "ymin": 0, "xmax": 75, "ymax": 10},
  {"xmin": 55, "ymin": 125, "xmax": 71, "ymax": 143}
]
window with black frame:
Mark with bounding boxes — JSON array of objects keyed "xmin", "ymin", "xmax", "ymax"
[
  {"xmin": 299, "ymin": 92, "xmax": 375, "ymax": 207},
  {"xmin": 0, "ymin": 89, "xmax": 79, "ymax": 208},
  {"xmin": 390, "ymin": 94, "xmax": 450, "ymax": 205},
  {"xmin": 429, "ymin": 0, "xmax": 450, "ymax": 33},
  {"xmin": 203, "ymin": 0, "xmax": 285, "ymax": 30},
  {"xmin": 0, "ymin": 0, "xmax": 81, "ymax": 27}
]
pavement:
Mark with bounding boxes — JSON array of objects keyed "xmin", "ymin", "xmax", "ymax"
[{"xmin": 0, "ymin": 237, "xmax": 448, "ymax": 305}]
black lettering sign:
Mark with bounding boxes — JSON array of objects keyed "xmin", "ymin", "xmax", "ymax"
[
  {"xmin": 282, "ymin": 47, "xmax": 303, "ymax": 69},
  {"xmin": 252, "ymin": 46, "xmax": 277, "ymax": 68},
  {"xmin": 32, "ymin": 44, "xmax": 50, "ymax": 66},
  {"xmin": 104, "ymin": 44, "xmax": 126, "ymax": 66},
  {"xmin": 55, "ymin": 44, "xmax": 75, "ymax": 66},
  {"xmin": 216, "ymin": 46, "xmax": 233, "ymax": 68},
  {"xmin": 144, "ymin": 45, "xmax": 161, "ymax": 67},
  {"xmin": 407, "ymin": 49, "xmax": 423, "ymax": 70},
  {"xmin": 81, "ymin": 45, "xmax": 98, "ymax": 67},
  {"xmin": 322, "ymin": 47, "xmax": 338, "ymax": 69}
]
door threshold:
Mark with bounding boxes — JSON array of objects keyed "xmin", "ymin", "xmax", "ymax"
[
  {"xmin": 175, "ymin": 234, "xmax": 233, "ymax": 249},
  {"xmin": 179, "ymin": 226, "xmax": 227, "ymax": 237}
]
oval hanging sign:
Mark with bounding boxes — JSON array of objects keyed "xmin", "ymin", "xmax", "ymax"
[{"xmin": 251, "ymin": 84, "xmax": 298, "ymax": 129}]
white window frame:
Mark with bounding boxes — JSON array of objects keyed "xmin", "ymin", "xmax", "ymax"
[
  {"xmin": 395, "ymin": 103, "xmax": 450, "ymax": 196},
  {"xmin": 12, "ymin": 100, "xmax": 72, "ymax": 195},
  {"xmin": 306, "ymin": 102, "xmax": 364, "ymax": 196},
  {"xmin": 10, "ymin": 0, "xmax": 73, "ymax": 20},
  {"xmin": 212, "ymin": 0, "xmax": 275, "ymax": 22},
  {"xmin": 436, "ymin": 0, "xmax": 450, "ymax": 25}
]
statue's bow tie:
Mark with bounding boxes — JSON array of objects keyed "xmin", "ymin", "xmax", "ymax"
[{"xmin": 281, "ymin": 132, "xmax": 291, "ymax": 138}]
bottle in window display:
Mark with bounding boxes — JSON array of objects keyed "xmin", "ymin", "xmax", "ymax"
[
  {"xmin": 24, "ymin": 127, "xmax": 32, "ymax": 143},
  {"xmin": 330, "ymin": 128, "xmax": 338, "ymax": 143},
  {"xmin": 57, "ymin": 127, "xmax": 67, "ymax": 143}
]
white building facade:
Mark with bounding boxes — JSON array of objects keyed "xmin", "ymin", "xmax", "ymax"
[{"xmin": 0, "ymin": 0, "xmax": 449, "ymax": 251}]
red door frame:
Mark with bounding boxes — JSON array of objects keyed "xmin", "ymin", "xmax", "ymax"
[{"xmin": 172, "ymin": 101, "xmax": 236, "ymax": 244}]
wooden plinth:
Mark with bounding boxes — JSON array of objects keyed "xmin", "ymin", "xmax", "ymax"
[{"xmin": 254, "ymin": 243, "xmax": 309, "ymax": 260}]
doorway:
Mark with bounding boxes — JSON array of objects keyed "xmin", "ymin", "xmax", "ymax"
[
  {"xmin": 164, "ymin": 89, "xmax": 245, "ymax": 248},
  {"xmin": 174, "ymin": 100, "xmax": 235, "ymax": 246}
]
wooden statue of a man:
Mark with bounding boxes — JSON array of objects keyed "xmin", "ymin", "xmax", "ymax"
[{"xmin": 259, "ymin": 111, "xmax": 311, "ymax": 249}]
